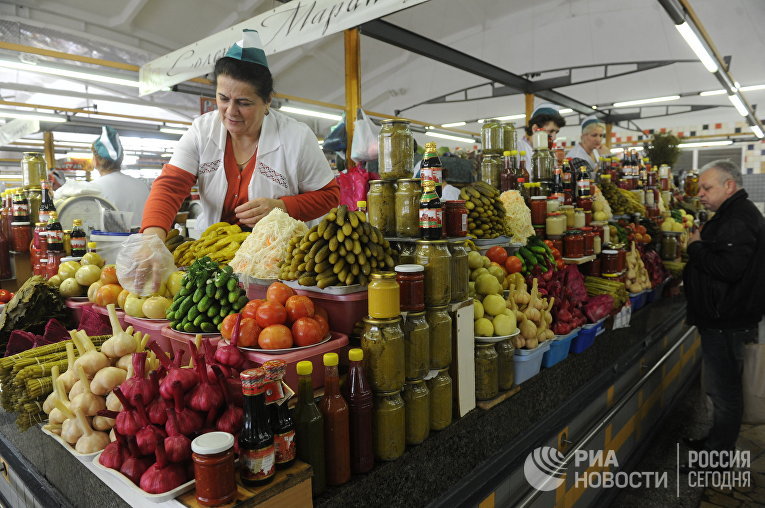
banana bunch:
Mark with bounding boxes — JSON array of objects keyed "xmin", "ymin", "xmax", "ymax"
[
  {"xmin": 599, "ymin": 180, "xmax": 646, "ymax": 216},
  {"xmin": 163, "ymin": 229, "xmax": 187, "ymax": 252},
  {"xmin": 459, "ymin": 181, "xmax": 506, "ymax": 238},
  {"xmin": 279, "ymin": 205, "xmax": 395, "ymax": 288},
  {"xmin": 173, "ymin": 222, "xmax": 249, "ymax": 267}
]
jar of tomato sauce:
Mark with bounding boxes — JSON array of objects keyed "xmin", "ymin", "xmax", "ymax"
[
  {"xmin": 601, "ymin": 250, "xmax": 619, "ymax": 275},
  {"xmin": 192, "ymin": 432, "xmax": 237, "ymax": 506},
  {"xmin": 581, "ymin": 227, "xmax": 596, "ymax": 256},
  {"xmin": 564, "ymin": 230, "xmax": 584, "ymax": 258},
  {"xmin": 444, "ymin": 201, "xmax": 468, "ymax": 237},
  {"xmin": 395, "ymin": 264, "xmax": 425, "ymax": 312},
  {"xmin": 11, "ymin": 222, "xmax": 32, "ymax": 253},
  {"xmin": 530, "ymin": 196, "xmax": 547, "ymax": 225}
]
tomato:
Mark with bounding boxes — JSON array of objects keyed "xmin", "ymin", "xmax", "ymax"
[
  {"xmin": 258, "ymin": 325, "xmax": 293, "ymax": 349},
  {"xmin": 313, "ymin": 314, "xmax": 330, "ymax": 337},
  {"xmin": 266, "ymin": 282, "xmax": 296, "ymax": 306},
  {"xmin": 549, "ymin": 247, "xmax": 562, "ymax": 260},
  {"xmin": 504, "ymin": 256, "xmax": 523, "ymax": 274},
  {"xmin": 100, "ymin": 264, "xmax": 118, "ymax": 285},
  {"xmin": 313, "ymin": 304, "xmax": 329, "ymax": 322},
  {"xmin": 95, "ymin": 284, "xmax": 123, "ymax": 307},
  {"xmin": 237, "ymin": 318, "xmax": 262, "ymax": 348},
  {"xmin": 285, "ymin": 295, "xmax": 314, "ymax": 324},
  {"xmin": 220, "ymin": 313, "xmax": 239, "ymax": 340},
  {"xmin": 556, "ymin": 258, "xmax": 565, "ymax": 270},
  {"xmin": 543, "ymin": 240, "xmax": 554, "ymax": 249},
  {"xmin": 241, "ymin": 299, "xmax": 265, "ymax": 320},
  {"xmin": 485, "ymin": 246, "xmax": 508, "ymax": 265},
  {"xmin": 0, "ymin": 290, "xmax": 11, "ymax": 303},
  {"xmin": 255, "ymin": 301, "xmax": 287, "ymax": 328},
  {"xmin": 292, "ymin": 317, "xmax": 325, "ymax": 347}
]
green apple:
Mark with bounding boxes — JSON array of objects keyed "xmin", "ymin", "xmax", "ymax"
[
  {"xmin": 493, "ymin": 313, "xmax": 517, "ymax": 336},
  {"xmin": 474, "ymin": 299, "xmax": 484, "ymax": 319},
  {"xmin": 474, "ymin": 317, "xmax": 494, "ymax": 337},
  {"xmin": 59, "ymin": 278, "xmax": 84, "ymax": 297},
  {"xmin": 475, "ymin": 273, "xmax": 502, "ymax": 296},
  {"xmin": 482, "ymin": 294, "xmax": 506, "ymax": 316},
  {"xmin": 124, "ymin": 294, "xmax": 147, "ymax": 318},
  {"xmin": 74, "ymin": 264, "xmax": 101, "ymax": 286},
  {"xmin": 467, "ymin": 250, "xmax": 483, "ymax": 270}
]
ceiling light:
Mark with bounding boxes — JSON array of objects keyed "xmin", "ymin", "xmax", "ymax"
[
  {"xmin": 0, "ymin": 57, "xmax": 140, "ymax": 88},
  {"xmin": 441, "ymin": 121, "xmax": 466, "ymax": 128},
  {"xmin": 0, "ymin": 109, "xmax": 66, "ymax": 123},
  {"xmin": 751, "ymin": 125, "xmax": 764, "ymax": 139},
  {"xmin": 699, "ymin": 89, "xmax": 726, "ymax": 96},
  {"xmin": 678, "ymin": 140, "xmax": 734, "ymax": 148},
  {"xmin": 613, "ymin": 95, "xmax": 680, "ymax": 108},
  {"xmin": 159, "ymin": 127, "xmax": 188, "ymax": 135},
  {"xmin": 494, "ymin": 114, "xmax": 526, "ymax": 121},
  {"xmin": 559, "ymin": 108, "xmax": 574, "ymax": 115},
  {"xmin": 425, "ymin": 132, "xmax": 476, "ymax": 144},
  {"xmin": 675, "ymin": 22, "xmax": 718, "ymax": 73},
  {"xmin": 727, "ymin": 94, "xmax": 748, "ymax": 116},
  {"xmin": 610, "ymin": 147, "xmax": 625, "ymax": 154},
  {"xmin": 477, "ymin": 119, "xmax": 486, "ymax": 124},
  {"xmin": 740, "ymin": 84, "xmax": 765, "ymax": 92},
  {"xmin": 280, "ymin": 106, "xmax": 342, "ymax": 121},
  {"xmin": 592, "ymin": 106, "xmax": 598, "ymax": 110},
  {"xmin": 160, "ymin": 153, "xmax": 174, "ymax": 157}
]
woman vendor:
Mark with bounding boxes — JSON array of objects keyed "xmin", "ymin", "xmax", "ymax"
[
  {"xmin": 141, "ymin": 29, "xmax": 339, "ymax": 240},
  {"xmin": 517, "ymin": 103, "xmax": 567, "ymax": 176},
  {"xmin": 566, "ymin": 115, "xmax": 605, "ymax": 178}
]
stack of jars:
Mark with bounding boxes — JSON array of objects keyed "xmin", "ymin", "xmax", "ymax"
[
  {"xmin": 475, "ymin": 339, "xmax": 515, "ymax": 401},
  {"xmin": 373, "ymin": 119, "xmax": 418, "ymax": 238}
]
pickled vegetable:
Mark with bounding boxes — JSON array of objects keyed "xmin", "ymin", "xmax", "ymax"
[
  {"xmin": 361, "ymin": 317, "xmax": 405, "ymax": 392},
  {"xmin": 394, "ymin": 178, "xmax": 422, "ymax": 237},
  {"xmin": 402, "ymin": 312, "xmax": 429, "ymax": 379},
  {"xmin": 373, "ymin": 390, "xmax": 405, "ymax": 461},
  {"xmin": 402, "ymin": 380, "xmax": 430, "ymax": 445},
  {"xmin": 425, "ymin": 307, "xmax": 452, "ymax": 370},
  {"xmin": 367, "ymin": 180, "xmax": 395, "ymax": 237},
  {"xmin": 379, "ymin": 120, "xmax": 414, "ymax": 180},
  {"xmin": 475, "ymin": 344, "xmax": 498, "ymax": 400},
  {"xmin": 414, "ymin": 240, "xmax": 451, "ymax": 307},
  {"xmin": 427, "ymin": 368, "xmax": 452, "ymax": 430}
]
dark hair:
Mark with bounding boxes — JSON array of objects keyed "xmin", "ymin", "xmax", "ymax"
[
  {"xmin": 91, "ymin": 149, "xmax": 122, "ymax": 171},
  {"xmin": 213, "ymin": 57, "xmax": 274, "ymax": 103},
  {"xmin": 524, "ymin": 113, "xmax": 566, "ymax": 136}
]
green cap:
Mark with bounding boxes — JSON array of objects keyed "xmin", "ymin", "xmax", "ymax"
[{"xmin": 224, "ymin": 29, "xmax": 269, "ymax": 68}]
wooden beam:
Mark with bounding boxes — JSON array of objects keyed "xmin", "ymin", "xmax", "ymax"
[
  {"xmin": 0, "ymin": 100, "xmax": 191, "ymax": 126},
  {"xmin": 525, "ymin": 93, "xmax": 535, "ymax": 126},
  {"xmin": 344, "ymin": 29, "xmax": 361, "ymax": 164},
  {"xmin": 43, "ymin": 131, "xmax": 55, "ymax": 173},
  {"xmin": 605, "ymin": 123, "xmax": 613, "ymax": 149}
]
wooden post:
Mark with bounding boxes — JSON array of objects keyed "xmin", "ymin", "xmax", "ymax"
[
  {"xmin": 605, "ymin": 123, "xmax": 613, "ymax": 150},
  {"xmin": 525, "ymin": 93, "xmax": 535, "ymax": 126},
  {"xmin": 344, "ymin": 29, "xmax": 361, "ymax": 165},
  {"xmin": 43, "ymin": 131, "xmax": 55, "ymax": 174}
]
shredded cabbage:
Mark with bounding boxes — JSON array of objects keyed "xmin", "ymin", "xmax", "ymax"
[
  {"xmin": 228, "ymin": 209, "xmax": 308, "ymax": 279},
  {"xmin": 499, "ymin": 190, "xmax": 535, "ymax": 245}
]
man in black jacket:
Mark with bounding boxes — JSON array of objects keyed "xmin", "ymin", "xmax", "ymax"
[{"xmin": 683, "ymin": 159, "xmax": 765, "ymax": 457}]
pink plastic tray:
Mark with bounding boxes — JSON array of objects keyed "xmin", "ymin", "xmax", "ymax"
[
  {"xmin": 124, "ymin": 316, "xmax": 171, "ymax": 355},
  {"xmin": 65, "ymin": 299, "xmax": 93, "ymax": 326},
  {"xmin": 292, "ymin": 289, "xmax": 367, "ymax": 337},
  {"xmin": 92, "ymin": 305, "xmax": 127, "ymax": 329},
  {"xmin": 161, "ymin": 325, "xmax": 221, "ymax": 360}
]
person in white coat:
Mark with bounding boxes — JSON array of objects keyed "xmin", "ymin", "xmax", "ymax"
[
  {"xmin": 141, "ymin": 29, "xmax": 339, "ymax": 240},
  {"xmin": 518, "ymin": 103, "xmax": 567, "ymax": 178},
  {"xmin": 89, "ymin": 126, "xmax": 151, "ymax": 229},
  {"xmin": 566, "ymin": 115, "xmax": 605, "ymax": 179}
]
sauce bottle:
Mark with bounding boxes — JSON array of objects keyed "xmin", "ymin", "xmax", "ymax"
[
  {"xmin": 500, "ymin": 150, "xmax": 515, "ymax": 192},
  {"xmin": 318, "ymin": 353, "xmax": 350, "ymax": 486},
  {"xmin": 294, "ymin": 361, "xmax": 326, "ymax": 495},
  {"xmin": 421, "ymin": 142, "xmax": 443, "ymax": 197},
  {"xmin": 518, "ymin": 152, "xmax": 530, "ymax": 181},
  {"xmin": 341, "ymin": 348, "xmax": 374, "ymax": 474},
  {"xmin": 38, "ymin": 180, "xmax": 56, "ymax": 224},
  {"xmin": 70, "ymin": 219, "xmax": 87, "ymax": 257},
  {"xmin": 239, "ymin": 368, "xmax": 275, "ymax": 487},
  {"xmin": 270, "ymin": 400, "xmax": 296, "ymax": 470},
  {"xmin": 12, "ymin": 190, "xmax": 29, "ymax": 223},
  {"xmin": 45, "ymin": 211, "xmax": 64, "ymax": 252},
  {"xmin": 419, "ymin": 180, "xmax": 442, "ymax": 240}
]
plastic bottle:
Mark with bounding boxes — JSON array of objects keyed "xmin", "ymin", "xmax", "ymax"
[
  {"xmin": 342, "ymin": 348, "xmax": 374, "ymax": 474},
  {"xmin": 318, "ymin": 353, "xmax": 350, "ymax": 486},
  {"xmin": 294, "ymin": 361, "xmax": 326, "ymax": 495}
]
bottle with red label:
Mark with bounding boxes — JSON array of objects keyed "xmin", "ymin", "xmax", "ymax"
[
  {"xmin": 45, "ymin": 211, "xmax": 64, "ymax": 252},
  {"xmin": 420, "ymin": 142, "xmax": 443, "ymax": 198},
  {"xmin": 270, "ymin": 400, "xmax": 296, "ymax": 470},
  {"xmin": 12, "ymin": 190, "xmax": 29, "ymax": 223},
  {"xmin": 38, "ymin": 180, "xmax": 56, "ymax": 225},
  {"xmin": 239, "ymin": 368, "xmax": 276, "ymax": 487},
  {"xmin": 419, "ymin": 180, "xmax": 443, "ymax": 240},
  {"xmin": 70, "ymin": 219, "xmax": 87, "ymax": 257}
]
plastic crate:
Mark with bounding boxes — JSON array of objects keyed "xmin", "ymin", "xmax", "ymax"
[
  {"xmin": 161, "ymin": 326, "xmax": 221, "ymax": 360},
  {"xmin": 570, "ymin": 326, "xmax": 598, "ymax": 354},
  {"xmin": 92, "ymin": 305, "xmax": 127, "ymax": 329},
  {"xmin": 124, "ymin": 316, "xmax": 171, "ymax": 355},
  {"xmin": 541, "ymin": 330, "xmax": 577, "ymax": 369},
  {"xmin": 513, "ymin": 340, "xmax": 551, "ymax": 384},
  {"xmin": 65, "ymin": 299, "xmax": 92, "ymax": 326},
  {"xmin": 241, "ymin": 331, "xmax": 350, "ymax": 392},
  {"xmin": 292, "ymin": 289, "xmax": 367, "ymax": 337},
  {"xmin": 629, "ymin": 291, "xmax": 648, "ymax": 311}
]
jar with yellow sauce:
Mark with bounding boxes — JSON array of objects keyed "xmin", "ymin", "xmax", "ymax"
[
  {"xmin": 426, "ymin": 368, "xmax": 452, "ymax": 430},
  {"xmin": 373, "ymin": 390, "xmax": 405, "ymax": 461},
  {"xmin": 402, "ymin": 379, "xmax": 430, "ymax": 445},
  {"xmin": 368, "ymin": 272, "xmax": 400, "ymax": 319},
  {"xmin": 361, "ymin": 317, "xmax": 405, "ymax": 392},
  {"xmin": 425, "ymin": 306, "xmax": 452, "ymax": 369},
  {"xmin": 561, "ymin": 205, "xmax": 575, "ymax": 228}
]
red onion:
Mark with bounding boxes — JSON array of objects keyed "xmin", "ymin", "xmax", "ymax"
[
  {"xmin": 212, "ymin": 365, "xmax": 243, "ymax": 435},
  {"xmin": 164, "ymin": 408, "xmax": 192, "ymax": 463},
  {"xmin": 199, "ymin": 406, "xmax": 219, "ymax": 435},
  {"xmin": 226, "ymin": 371, "xmax": 244, "ymax": 406},
  {"xmin": 187, "ymin": 353, "xmax": 223, "ymax": 413},
  {"xmin": 168, "ymin": 381, "xmax": 203, "ymax": 436},
  {"xmin": 146, "ymin": 371, "xmax": 168, "ymax": 426},
  {"xmin": 134, "ymin": 394, "xmax": 167, "ymax": 456},
  {"xmin": 99, "ymin": 430, "xmax": 127, "ymax": 470},
  {"xmin": 201, "ymin": 338, "xmax": 228, "ymax": 382},
  {"xmin": 120, "ymin": 436, "xmax": 152, "ymax": 485},
  {"xmin": 113, "ymin": 387, "xmax": 141, "ymax": 436},
  {"xmin": 139, "ymin": 441, "xmax": 187, "ymax": 494},
  {"xmin": 214, "ymin": 315, "xmax": 245, "ymax": 368},
  {"xmin": 121, "ymin": 352, "xmax": 156, "ymax": 406},
  {"xmin": 148, "ymin": 342, "xmax": 198, "ymax": 399}
]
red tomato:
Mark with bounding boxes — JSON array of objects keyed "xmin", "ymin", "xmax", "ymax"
[
  {"xmin": 220, "ymin": 313, "xmax": 239, "ymax": 340},
  {"xmin": 556, "ymin": 258, "xmax": 565, "ymax": 270},
  {"xmin": 241, "ymin": 299, "xmax": 265, "ymax": 320},
  {"xmin": 549, "ymin": 247, "xmax": 562, "ymax": 260},
  {"xmin": 313, "ymin": 314, "xmax": 330, "ymax": 338},
  {"xmin": 543, "ymin": 240, "xmax": 554, "ymax": 249},
  {"xmin": 237, "ymin": 318, "xmax": 262, "ymax": 348},
  {"xmin": 0, "ymin": 290, "xmax": 10, "ymax": 303},
  {"xmin": 95, "ymin": 284, "xmax": 123, "ymax": 307},
  {"xmin": 255, "ymin": 301, "xmax": 287, "ymax": 328},
  {"xmin": 266, "ymin": 282, "xmax": 296, "ymax": 306},
  {"xmin": 292, "ymin": 317, "xmax": 325, "ymax": 347},
  {"xmin": 258, "ymin": 325, "xmax": 293, "ymax": 349},
  {"xmin": 504, "ymin": 256, "xmax": 523, "ymax": 274},
  {"xmin": 313, "ymin": 304, "xmax": 329, "ymax": 322},
  {"xmin": 485, "ymin": 246, "xmax": 508, "ymax": 265},
  {"xmin": 284, "ymin": 295, "xmax": 314, "ymax": 324}
]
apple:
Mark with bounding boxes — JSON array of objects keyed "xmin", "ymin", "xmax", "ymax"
[
  {"xmin": 166, "ymin": 271, "xmax": 185, "ymax": 297},
  {"xmin": 100, "ymin": 264, "xmax": 118, "ymax": 285},
  {"xmin": 80, "ymin": 252, "xmax": 105, "ymax": 268},
  {"xmin": 75, "ymin": 264, "xmax": 101, "ymax": 286},
  {"xmin": 142, "ymin": 296, "xmax": 171, "ymax": 319},
  {"xmin": 88, "ymin": 281, "xmax": 104, "ymax": 303},
  {"xmin": 124, "ymin": 294, "xmax": 147, "ymax": 318},
  {"xmin": 59, "ymin": 278, "xmax": 84, "ymax": 298},
  {"xmin": 96, "ymin": 283, "xmax": 123, "ymax": 307},
  {"xmin": 117, "ymin": 289, "xmax": 130, "ymax": 310}
]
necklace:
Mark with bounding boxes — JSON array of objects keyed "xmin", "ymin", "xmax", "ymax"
[{"xmin": 235, "ymin": 142, "xmax": 258, "ymax": 168}]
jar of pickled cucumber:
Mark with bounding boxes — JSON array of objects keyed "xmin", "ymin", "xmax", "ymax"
[
  {"xmin": 402, "ymin": 379, "xmax": 430, "ymax": 445},
  {"xmin": 379, "ymin": 119, "xmax": 414, "ymax": 180},
  {"xmin": 496, "ymin": 339, "xmax": 515, "ymax": 391},
  {"xmin": 367, "ymin": 180, "xmax": 395, "ymax": 236},
  {"xmin": 475, "ymin": 343, "xmax": 499, "ymax": 400},
  {"xmin": 427, "ymin": 368, "xmax": 452, "ymax": 430},
  {"xmin": 447, "ymin": 240, "xmax": 469, "ymax": 303},
  {"xmin": 402, "ymin": 311, "xmax": 429, "ymax": 380},
  {"xmin": 480, "ymin": 154, "xmax": 502, "ymax": 188},
  {"xmin": 425, "ymin": 306, "xmax": 452, "ymax": 370},
  {"xmin": 502, "ymin": 122, "xmax": 516, "ymax": 153},
  {"xmin": 374, "ymin": 390, "xmax": 405, "ymax": 461},
  {"xmin": 394, "ymin": 178, "xmax": 422, "ymax": 237},
  {"xmin": 414, "ymin": 240, "xmax": 451, "ymax": 307},
  {"xmin": 481, "ymin": 119, "xmax": 504, "ymax": 155},
  {"xmin": 361, "ymin": 317, "xmax": 405, "ymax": 392}
]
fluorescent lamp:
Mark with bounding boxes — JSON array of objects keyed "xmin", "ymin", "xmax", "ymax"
[
  {"xmin": 0, "ymin": 109, "xmax": 66, "ymax": 123},
  {"xmin": 678, "ymin": 140, "xmax": 733, "ymax": 148},
  {"xmin": 559, "ymin": 108, "xmax": 574, "ymax": 115},
  {"xmin": 613, "ymin": 95, "xmax": 680, "ymax": 108},
  {"xmin": 161, "ymin": 153, "xmax": 174, "ymax": 157},
  {"xmin": 159, "ymin": 127, "xmax": 188, "ymax": 135},
  {"xmin": 494, "ymin": 114, "xmax": 526, "ymax": 121},
  {"xmin": 610, "ymin": 147, "xmax": 625, "ymax": 154},
  {"xmin": 280, "ymin": 106, "xmax": 342, "ymax": 122},
  {"xmin": 751, "ymin": 125, "xmax": 764, "ymax": 139},
  {"xmin": 592, "ymin": 106, "xmax": 598, "ymax": 110},
  {"xmin": 675, "ymin": 22, "xmax": 718, "ymax": 72},
  {"xmin": 727, "ymin": 94, "xmax": 748, "ymax": 116},
  {"xmin": 441, "ymin": 121, "xmax": 466, "ymax": 128},
  {"xmin": 0, "ymin": 57, "xmax": 140, "ymax": 88},
  {"xmin": 425, "ymin": 132, "xmax": 476, "ymax": 144},
  {"xmin": 477, "ymin": 119, "xmax": 486, "ymax": 124},
  {"xmin": 699, "ymin": 89, "xmax": 726, "ymax": 96},
  {"xmin": 65, "ymin": 152, "xmax": 93, "ymax": 159},
  {"xmin": 740, "ymin": 84, "xmax": 765, "ymax": 92}
]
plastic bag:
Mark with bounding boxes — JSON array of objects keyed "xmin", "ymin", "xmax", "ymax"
[
  {"xmin": 350, "ymin": 109, "xmax": 380, "ymax": 161},
  {"xmin": 116, "ymin": 234, "xmax": 177, "ymax": 297},
  {"xmin": 323, "ymin": 113, "xmax": 347, "ymax": 152},
  {"xmin": 336, "ymin": 166, "xmax": 379, "ymax": 211}
]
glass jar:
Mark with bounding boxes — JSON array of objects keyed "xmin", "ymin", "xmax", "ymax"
[
  {"xmin": 684, "ymin": 171, "xmax": 699, "ymax": 197},
  {"xmin": 362, "ymin": 317, "xmax": 405, "ymax": 392},
  {"xmin": 378, "ymin": 120, "xmax": 414, "ymax": 180},
  {"xmin": 395, "ymin": 264, "xmax": 425, "ymax": 312},
  {"xmin": 549, "ymin": 237, "xmax": 563, "ymax": 255},
  {"xmin": 425, "ymin": 306, "xmax": 452, "ymax": 369},
  {"xmin": 601, "ymin": 249, "xmax": 620, "ymax": 274},
  {"xmin": 661, "ymin": 232, "xmax": 680, "ymax": 261},
  {"xmin": 533, "ymin": 225, "xmax": 546, "ymax": 239},
  {"xmin": 367, "ymin": 180, "xmax": 396, "ymax": 236},
  {"xmin": 545, "ymin": 212, "xmax": 566, "ymax": 237},
  {"xmin": 578, "ymin": 197, "xmax": 593, "ymax": 212},
  {"xmin": 616, "ymin": 248, "xmax": 627, "ymax": 273},
  {"xmin": 581, "ymin": 227, "xmax": 596, "ymax": 256},
  {"xmin": 480, "ymin": 154, "xmax": 502, "ymax": 188},
  {"xmin": 530, "ymin": 196, "xmax": 547, "ymax": 225},
  {"xmin": 426, "ymin": 368, "xmax": 452, "ymax": 430},
  {"xmin": 546, "ymin": 196, "xmax": 560, "ymax": 213},
  {"xmin": 447, "ymin": 240, "xmax": 469, "ymax": 303},
  {"xmin": 573, "ymin": 208, "xmax": 586, "ymax": 229},
  {"xmin": 373, "ymin": 390, "xmax": 405, "ymax": 461},
  {"xmin": 444, "ymin": 201, "xmax": 468, "ymax": 237},
  {"xmin": 583, "ymin": 210, "xmax": 592, "ymax": 227},
  {"xmin": 496, "ymin": 340, "xmax": 515, "ymax": 391},
  {"xmin": 27, "ymin": 189, "xmax": 41, "ymax": 226},
  {"xmin": 564, "ymin": 230, "xmax": 584, "ymax": 258},
  {"xmin": 414, "ymin": 240, "xmax": 451, "ymax": 307},
  {"xmin": 475, "ymin": 343, "xmax": 499, "ymax": 401},
  {"xmin": 501, "ymin": 122, "xmax": 516, "ymax": 153},
  {"xmin": 402, "ymin": 379, "xmax": 430, "ymax": 445},
  {"xmin": 394, "ymin": 178, "xmax": 422, "ymax": 238},
  {"xmin": 402, "ymin": 311, "xmax": 429, "ymax": 380},
  {"xmin": 47, "ymin": 251, "xmax": 63, "ymax": 279},
  {"xmin": 191, "ymin": 432, "xmax": 237, "ymax": 507},
  {"xmin": 368, "ymin": 272, "xmax": 400, "ymax": 318},
  {"xmin": 591, "ymin": 226, "xmax": 603, "ymax": 254},
  {"xmin": 561, "ymin": 205, "xmax": 575, "ymax": 229},
  {"xmin": 481, "ymin": 119, "xmax": 504, "ymax": 155},
  {"xmin": 21, "ymin": 152, "xmax": 47, "ymax": 189},
  {"xmin": 398, "ymin": 242, "xmax": 416, "ymax": 265},
  {"xmin": 11, "ymin": 222, "xmax": 32, "ymax": 252},
  {"xmin": 12, "ymin": 191, "xmax": 30, "ymax": 223}
]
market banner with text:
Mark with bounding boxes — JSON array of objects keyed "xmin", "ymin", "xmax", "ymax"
[{"xmin": 139, "ymin": 0, "xmax": 429, "ymax": 96}]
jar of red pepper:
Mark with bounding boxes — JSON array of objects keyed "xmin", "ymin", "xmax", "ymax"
[
  {"xmin": 549, "ymin": 237, "xmax": 563, "ymax": 255},
  {"xmin": 530, "ymin": 196, "xmax": 547, "ymax": 225},
  {"xmin": 564, "ymin": 230, "xmax": 584, "ymax": 258},
  {"xmin": 581, "ymin": 227, "xmax": 596, "ymax": 256},
  {"xmin": 601, "ymin": 250, "xmax": 619, "ymax": 275},
  {"xmin": 588, "ymin": 256, "xmax": 602, "ymax": 277},
  {"xmin": 192, "ymin": 432, "xmax": 237, "ymax": 506},
  {"xmin": 11, "ymin": 222, "xmax": 32, "ymax": 252},
  {"xmin": 395, "ymin": 264, "xmax": 425, "ymax": 312},
  {"xmin": 444, "ymin": 201, "xmax": 468, "ymax": 237},
  {"xmin": 46, "ymin": 251, "xmax": 63, "ymax": 279},
  {"xmin": 616, "ymin": 248, "xmax": 627, "ymax": 273}
]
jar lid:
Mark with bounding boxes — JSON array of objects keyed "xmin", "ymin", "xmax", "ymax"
[
  {"xmin": 581, "ymin": 226, "xmax": 593, "ymax": 232},
  {"xmin": 575, "ymin": 208, "xmax": 584, "ymax": 212},
  {"xmin": 370, "ymin": 271, "xmax": 396, "ymax": 280},
  {"xmin": 395, "ymin": 264, "xmax": 424, "ymax": 273},
  {"xmin": 375, "ymin": 389, "xmax": 402, "ymax": 395},
  {"xmin": 381, "ymin": 118, "xmax": 410, "ymax": 124},
  {"xmin": 531, "ymin": 196, "xmax": 546, "ymax": 201},
  {"xmin": 363, "ymin": 316, "xmax": 402, "ymax": 325},
  {"xmin": 87, "ymin": 242, "xmax": 97, "ymax": 248},
  {"xmin": 296, "ymin": 361, "xmax": 313, "ymax": 376},
  {"xmin": 368, "ymin": 179, "xmax": 393, "ymax": 185},
  {"xmin": 547, "ymin": 212, "xmax": 562, "ymax": 216},
  {"xmin": 427, "ymin": 305, "xmax": 449, "ymax": 311},
  {"xmin": 396, "ymin": 178, "xmax": 421, "ymax": 184},
  {"xmin": 547, "ymin": 196, "xmax": 558, "ymax": 200},
  {"xmin": 357, "ymin": 201, "xmax": 367, "ymax": 207},
  {"xmin": 602, "ymin": 249, "xmax": 618, "ymax": 254},
  {"xmin": 405, "ymin": 378, "xmax": 426, "ymax": 385},
  {"xmin": 567, "ymin": 230, "xmax": 582, "ymax": 235},
  {"xmin": 560, "ymin": 205, "xmax": 574, "ymax": 210},
  {"xmin": 35, "ymin": 222, "xmax": 46, "ymax": 227},
  {"xmin": 415, "ymin": 239, "xmax": 447, "ymax": 244},
  {"xmin": 406, "ymin": 311, "xmax": 426, "ymax": 317},
  {"xmin": 444, "ymin": 200, "xmax": 466, "ymax": 206},
  {"xmin": 348, "ymin": 348, "xmax": 363, "ymax": 362},
  {"xmin": 191, "ymin": 431, "xmax": 234, "ymax": 456},
  {"xmin": 11, "ymin": 222, "xmax": 31, "ymax": 226}
]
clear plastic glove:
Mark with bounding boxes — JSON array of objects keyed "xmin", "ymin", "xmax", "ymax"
[{"xmin": 116, "ymin": 234, "xmax": 176, "ymax": 297}]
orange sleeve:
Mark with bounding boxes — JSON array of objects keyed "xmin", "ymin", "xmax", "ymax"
[
  {"xmin": 140, "ymin": 164, "xmax": 197, "ymax": 232},
  {"xmin": 280, "ymin": 179, "xmax": 340, "ymax": 222}
]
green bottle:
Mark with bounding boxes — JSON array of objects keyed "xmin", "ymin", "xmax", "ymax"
[{"xmin": 294, "ymin": 361, "xmax": 326, "ymax": 495}]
